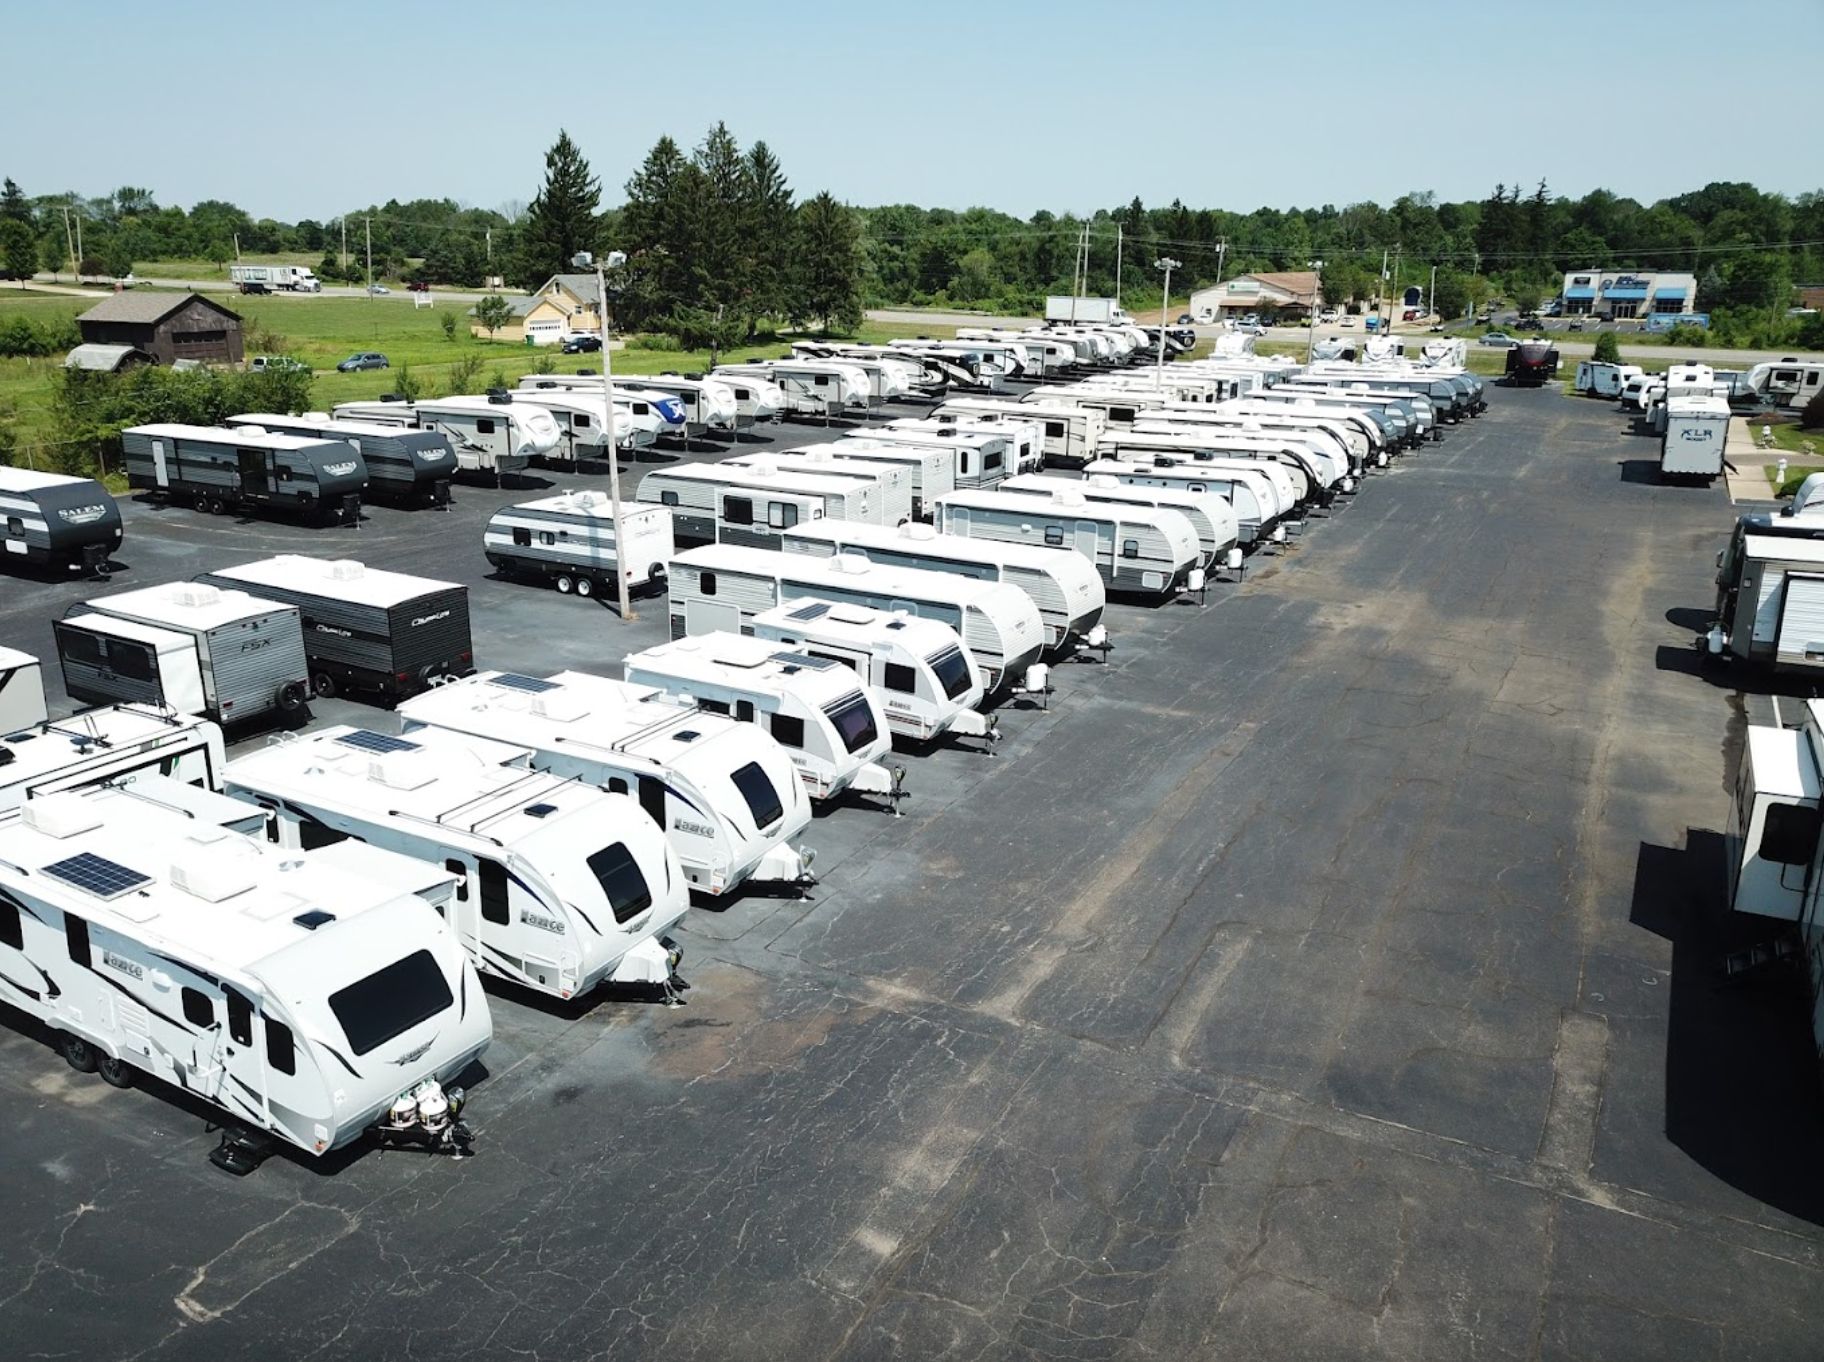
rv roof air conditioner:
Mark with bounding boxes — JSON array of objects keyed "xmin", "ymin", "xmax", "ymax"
[
  {"xmin": 238, "ymin": 425, "xmax": 268, "ymax": 438},
  {"xmin": 328, "ymin": 560, "xmax": 366, "ymax": 582},
  {"xmin": 170, "ymin": 583, "xmax": 222, "ymax": 609},
  {"xmin": 170, "ymin": 852, "xmax": 259, "ymax": 903},
  {"xmin": 830, "ymin": 553, "xmax": 871, "ymax": 576},
  {"xmin": 901, "ymin": 523, "xmax": 937, "ymax": 541},
  {"xmin": 21, "ymin": 794, "xmax": 103, "ymax": 839}
]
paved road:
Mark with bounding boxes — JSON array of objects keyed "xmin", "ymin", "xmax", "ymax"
[
  {"xmin": 1, "ymin": 391, "xmax": 1820, "ymax": 1359},
  {"xmin": 29, "ymin": 271, "xmax": 512, "ymax": 304}
]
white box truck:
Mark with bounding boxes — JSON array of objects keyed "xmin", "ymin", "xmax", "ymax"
[
  {"xmin": 1659, "ymin": 395, "xmax": 1731, "ymax": 481},
  {"xmin": 1045, "ymin": 296, "xmax": 1130, "ymax": 325},
  {"xmin": 228, "ymin": 264, "xmax": 321, "ymax": 293}
]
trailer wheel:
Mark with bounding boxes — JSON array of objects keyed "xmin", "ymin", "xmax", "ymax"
[
  {"xmin": 276, "ymin": 681, "xmax": 308, "ymax": 714},
  {"xmin": 98, "ymin": 1055, "xmax": 135, "ymax": 1089},
  {"xmin": 574, "ymin": 575, "xmax": 595, "ymax": 598},
  {"xmin": 312, "ymin": 672, "xmax": 336, "ymax": 700},
  {"xmin": 555, "ymin": 574, "xmax": 575, "ymax": 595},
  {"xmin": 59, "ymin": 1032, "xmax": 99, "ymax": 1074}
]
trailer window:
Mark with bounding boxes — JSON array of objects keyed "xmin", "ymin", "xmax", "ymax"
[
  {"xmin": 512, "ymin": 526, "xmax": 532, "ymax": 547},
  {"xmin": 698, "ymin": 697, "xmax": 731, "ymax": 715},
  {"xmin": 928, "ymin": 646, "xmax": 972, "ymax": 700},
  {"xmin": 264, "ymin": 1016, "xmax": 296, "ymax": 1075},
  {"xmin": 226, "ymin": 987, "xmax": 253, "ymax": 1046},
  {"xmin": 660, "ymin": 490, "xmax": 679, "ymax": 507},
  {"xmin": 574, "ymin": 413, "xmax": 591, "ymax": 429},
  {"xmin": 65, "ymin": 913, "xmax": 90, "ymax": 967},
  {"xmin": 540, "ymin": 531, "xmax": 556, "ymax": 546},
  {"xmin": 825, "ymin": 693, "xmax": 879, "ymax": 754},
  {"xmin": 0, "ymin": 897, "xmax": 19, "ymax": 950},
  {"xmin": 1760, "ymin": 803, "xmax": 1822, "ymax": 866},
  {"xmin": 960, "ymin": 452, "xmax": 973, "ymax": 475},
  {"xmin": 476, "ymin": 857, "xmax": 510, "ymax": 925},
  {"xmin": 700, "ymin": 571, "xmax": 717, "ymax": 597},
  {"xmin": 1045, "ymin": 421, "xmax": 1064, "ymax": 439},
  {"xmin": 586, "ymin": 842, "xmax": 652, "ymax": 925},
  {"xmin": 985, "ymin": 450, "xmax": 1004, "ymax": 472},
  {"xmin": 181, "ymin": 987, "xmax": 213, "ymax": 1027},
  {"xmin": 730, "ymin": 760, "xmax": 784, "ymax": 831},
  {"xmin": 476, "ymin": 419, "xmax": 496, "ymax": 435},
  {"xmin": 725, "ymin": 497, "xmax": 753, "ymax": 526},
  {"xmin": 1044, "ymin": 526, "xmax": 1064, "ymax": 546},
  {"xmin": 736, "ymin": 700, "xmax": 755, "ymax": 722},
  {"xmin": 328, "ymin": 949, "xmax": 453, "ymax": 1056},
  {"xmin": 771, "ymin": 713, "xmax": 805, "ymax": 748},
  {"xmin": 768, "ymin": 501, "xmax": 798, "ymax": 529},
  {"xmin": 109, "ymin": 643, "xmax": 153, "ymax": 681},
  {"xmin": 5, "ymin": 517, "xmax": 21, "ymax": 536},
  {"xmin": 1122, "ymin": 539, "xmax": 1140, "ymax": 559},
  {"xmin": 884, "ymin": 662, "xmax": 916, "ymax": 694}
]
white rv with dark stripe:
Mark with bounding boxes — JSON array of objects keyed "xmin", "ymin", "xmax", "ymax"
[
  {"xmin": 1080, "ymin": 458, "xmax": 1285, "ymax": 546},
  {"xmin": 932, "ymin": 487, "xmax": 1199, "ymax": 598},
  {"xmin": 484, "ymin": 493, "xmax": 675, "ymax": 597},
  {"xmin": 0, "ymin": 783, "xmax": 489, "ymax": 1158},
  {"xmin": 636, "ymin": 463, "xmax": 871, "ymax": 548},
  {"xmin": 1, "ymin": 705, "xmax": 225, "ymax": 813},
  {"xmin": 723, "ymin": 448, "xmax": 915, "ymax": 526},
  {"xmin": 395, "ymin": 670, "xmax": 813, "ymax": 898},
  {"xmin": 195, "ymin": 556, "xmax": 473, "ymax": 704},
  {"xmin": 938, "ymin": 398, "xmax": 1108, "ymax": 469},
  {"xmin": 0, "ymin": 468, "xmax": 122, "ymax": 577},
  {"xmin": 227, "ymin": 725, "xmax": 689, "ymax": 999},
  {"xmin": 331, "ymin": 397, "xmax": 559, "ymax": 477},
  {"xmin": 1001, "ymin": 473, "xmax": 1239, "ymax": 566}
]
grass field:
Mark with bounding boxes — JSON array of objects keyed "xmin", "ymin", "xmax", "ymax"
[{"xmin": 0, "ymin": 291, "xmax": 958, "ymax": 467}]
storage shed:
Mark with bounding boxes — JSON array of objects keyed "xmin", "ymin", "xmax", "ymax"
[{"xmin": 75, "ymin": 291, "xmax": 244, "ymax": 366}]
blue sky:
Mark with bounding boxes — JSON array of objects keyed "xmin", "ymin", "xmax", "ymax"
[{"xmin": 8, "ymin": 0, "xmax": 1818, "ymax": 221}]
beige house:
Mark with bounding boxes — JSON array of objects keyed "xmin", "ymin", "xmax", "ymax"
[
  {"xmin": 470, "ymin": 274, "xmax": 605, "ymax": 344},
  {"xmin": 1188, "ymin": 271, "xmax": 1323, "ymax": 321}
]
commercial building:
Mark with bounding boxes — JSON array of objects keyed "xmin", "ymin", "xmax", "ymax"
[
  {"xmin": 1189, "ymin": 271, "xmax": 1322, "ymax": 321},
  {"xmin": 1559, "ymin": 270, "xmax": 1696, "ymax": 319}
]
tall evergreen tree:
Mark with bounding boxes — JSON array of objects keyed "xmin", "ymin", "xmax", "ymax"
[
  {"xmin": 0, "ymin": 179, "xmax": 30, "ymax": 223},
  {"xmin": 741, "ymin": 140, "xmax": 796, "ymax": 335},
  {"xmin": 516, "ymin": 130, "xmax": 601, "ymax": 288},
  {"xmin": 793, "ymin": 192, "xmax": 863, "ymax": 334},
  {"xmin": 692, "ymin": 122, "xmax": 747, "ymax": 310}
]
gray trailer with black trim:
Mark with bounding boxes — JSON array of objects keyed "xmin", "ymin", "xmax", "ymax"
[{"xmin": 121, "ymin": 424, "xmax": 367, "ymax": 524}]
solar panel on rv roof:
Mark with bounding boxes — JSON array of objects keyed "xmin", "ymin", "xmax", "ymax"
[
  {"xmin": 335, "ymin": 730, "xmax": 422, "ymax": 755},
  {"xmin": 491, "ymin": 674, "xmax": 560, "ymax": 694},
  {"xmin": 42, "ymin": 852, "xmax": 151, "ymax": 900},
  {"xmin": 770, "ymin": 652, "xmax": 837, "ymax": 669},
  {"xmin": 787, "ymin": 602, "xmax": 832, "ymax": 621}
]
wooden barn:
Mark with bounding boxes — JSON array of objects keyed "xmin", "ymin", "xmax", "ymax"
[{"xmin": 76, "ymin": 291, "xmax": 244, "ymax": 366}]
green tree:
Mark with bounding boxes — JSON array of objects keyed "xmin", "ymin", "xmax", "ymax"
[
  {"xmin": 473, "ymin": 293, "xmax": 514, "ymax": 339},
  {"xmin": 952, "ymin": 248, "xmax": 1000, "ymax": 302},
  {"xmin": 391, "ymin": 363, "xmax": 424, "ymax": 401},
  {"xmin": 40, "ymin": 233, "xmax": 65, "ymax": 279},
  {"xmin": 741, "ymin": 140, "xmax": 796, "ymax": 335},
  {"xmin": 439, "ymin": 310, "xmax": 459, "ymax": 342},
  {"xmin": 1430, "ymin": 269, "xmax": 1470, "ymax": 321},
  {"xmin": 516, "ymin": 129, "xmax": 601, "ymax": 288},
  {"xmin": 1592, "ymin": 330, "xmax": 1621, "ymax": 364},
  {"xmin": 0, "ymin": 179, "xmax": 30, "ymax": 224},
  {"xmin": 101, "ymin": 239, "xmax": 133, "ymax": 280},
  {"xmin": 793, "ymin": 192, "xmax": 863, "ymax": 333},
  {"xmin": 0, "ymin": 219, "xmax": 35, "ymax": 280}
]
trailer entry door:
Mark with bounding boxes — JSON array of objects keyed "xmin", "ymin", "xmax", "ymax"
[{"xmin": 238, "ymin": 448, "xmax": 270, "ymax": 496}]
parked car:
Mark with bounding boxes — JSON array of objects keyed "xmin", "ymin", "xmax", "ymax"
[
  {"xmin": 1175, "ymin": 313, "xmax": 1194, "ymax": 325},
  {"xmin": 336, "ymin": 351, "xmax": 389, "ymax": 372},
  {"xmin": 1340, "ymin": 316, "xmax": 1356, "ymax": 328},
  {"xmin": 408, "ymin": 281, "xmax": 431, "ymax": 293},
  {"xmin": 1240, "ymin": 313, "xmax": 1260, "ymax": 327},
  {"xmin": 366, "ymin": 284, "xmax": 391, "ymax": 295},
  {"xmin": 1479, "ymin": 331, "xmax": 1518, "ymax": 347},
  {"xmin": 1318, "ymin": 310, "xmax": 1339, "ymax": 323},
  {"xmin": 561, "ymin": 334, "xmax": 603, "ymax": 354},
  {"xmin": 1568, "ymin": 318, "xmax": 1586, "ymax": 331},
  {"xmin": 1233, "ymin": 321, "xmax": 1266, "ymax": 336},
  {"xmin": 249, "ymin": 354, "xmax": 309, "ymax": 374}
]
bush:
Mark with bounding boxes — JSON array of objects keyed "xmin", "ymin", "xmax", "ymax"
[
  {"xmin": 627, "ymin": 332, "xmax": 682, "ymax": 351},
  {"xmin": 444, "ymin": 352, "xmax": 485, "ymax": 397},
  {"xmin": 1802, "ymin": 387, "xmax": 1824, "ymax": 432},
  {"xmin": 1661, "ymin": 323, "xmax": 1710, "ymax": 348},
  {"xmin": 391, "ymin": 363, "xmax": 423, "ymax": 401},
  {"xmin": 439, "ymin": 311, "xmax": 459, "ymax": 342},
  {"xmin": 1591, "ymin": 330, "xmax": 1621, "ymax": 364},
  {"xmin": 0, "ymin": 313, "xmax": 80, "ymax": 358},
  {"xmin": 47, "ymin": 364, "xmax": 315, "ymax": 478}
]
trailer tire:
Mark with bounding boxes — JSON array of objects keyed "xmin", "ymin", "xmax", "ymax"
[
  {"xmin": 59, "ymin": 1032, "xmax": 99, "ymax": 1074},
  {"xmin": 555, "ymin": 574, "xmax": 575, "ymax": 595},
  {"xmin": 574, "ymin": 575, "xmax": 595, "ymax": 599},
  {"xmin": 312, "ymin": 672, "xmax": 336, "ymax": 700},
  {"xmin": 276, "ymin": 681, "xmax": 308, "ymax": 714},
  {"xmin": 98, "ymin": 1055, "xmax": 135, "ymax": 1089}
]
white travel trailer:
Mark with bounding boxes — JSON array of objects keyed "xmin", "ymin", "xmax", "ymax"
[
  {"xmin": 787, "ymin": 343, "xmax": 913, "ymax": 404},
  {"xmin": 1001, "ymin": 473, "xmax": 1239, "ymax": 567},
  {"xmin": 0, "ymin": 704, "xmax": 225, "ymax": 812},
  {"xmin": 723, "ymin": 447, "xmax": 915, "ymax": 525},
  {"xmin": 1708, "ymin": 534, "xmax": 1824, "ymax": 674},
  {"xmin": 121, "ymin": 424, "xmax": 366, "ymax": 524},
  {"xmin": 1080, "ymin": 457, "xmax": 1284, "ymax": 546},
  {"xmin": 331, "ymin": 396, "xmax": 559, "ymax": 478},
  {"xmin": 932, "ymin": 487, "xmax": 1200, "ymax": 599},
  {"xmin": 56, "ymin": 582, "xmax": 311, "ymax": 726},
  {"xmin": 484, "ymin": 492, "xmax": 675, "ymax": 597},
  {"xmin": 194, "ymin": 557, "xmax": 473, "ymax": 704},
  {"xmin": 1112, "ymin": 427, "xmax": 1334, "ymax": 504},
  {"xmin": 624, "ymin": 374, "xmax": 742, "ymax": 436},
  {"xmin": 636, "ymin": 462, "xmax": 871, "ymax": 547},
  {"xmin": 0, "ymin": 467, "xmax": 123, "ymax": 578},
  {"xmin": 860, "ymin": 426, "xmax": 1017, "ymax": 491},
  {"xmin": 509, "ymin": 388, "xmax": 662, "ymax": 459},
  {"xmin": 714, "ymin": 361, "xmax": 869, "ymax": 420},
  {"xmin": 940, "ymin": 398, "xmax": 1108, "ymax": 469},
  {"xmin": 1146, "ymin": 406, "xmax": 1361, "ymax": 482},
  {"xmin": 226, "ymin": 724, "xmax": 690, "ymax": 998},
  {"xmin": 749, "ymin": 598, "xmax": 991, "ymax": 744},
  {"xmin": 395, "ymin": 669, "xmax": 814, "ymax": 897},
  {"xmin": 1660, "ymin": 394, "xmax": 1731, "ymax": 480},
  {"xmin": 624, "ymin": 635, "xmax": 900, "ymax": 804},
  {"xmin": 779, "ymin": 519, "xmax": 1106, "ymax": 654},
  {"xmin": 1722, "ymin": 698, "xmax": 1824, "ymax": 1062},
  {"xmin": 0, "ymin": 783, "xmax": 489, "ymax": 1164},
  {"xmin": 1739, "ymin": 359, "xmax": 1824, "ymax": 411},
  {"xmin": 666, "ymin": 544, "xmax": 1046, "ymax": 692},
  {"xmin": 227, "ymin": 413, "xmax": 456, "ymax": 506},
  {"xmin": 0, "ymin": 646, "xmax": 46, "ymax": 733},
  {"xmin": 787, "ymin": 439, "xmax": 954, "ymax": 518},
  {"xmin": 882, "ymin": 416, "xmax": 1044, "ymax": 474},
  {"xmin": 1573, "ymin": 361, "xmax": 1644, "ymax": 399}
]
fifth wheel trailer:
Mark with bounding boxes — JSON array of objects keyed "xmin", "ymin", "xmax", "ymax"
[
  {"xmin": 195, "ymin": 556, "xmax": 473, "ymax": 703},
  {"xmin": 0, "ymin": 782, "xmax": 488, "ymax": 1162},
  {"xmin": 932, "ymin": 486, "xmax": 1201, "ymax": 598},
  {"xmin": 0, "ymin": 467, "xmax": 123, "ymax": 578},
  {"xmin": 55, "ymin": 582, "xmax": 310, "ymax": 726}
]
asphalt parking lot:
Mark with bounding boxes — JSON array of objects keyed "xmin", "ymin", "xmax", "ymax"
[{"xmin": 3, "ymin": 386, "xmax": 1823, "ymax": 1360}]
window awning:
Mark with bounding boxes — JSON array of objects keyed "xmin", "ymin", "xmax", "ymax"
[
  {"xmin": 1564, "ymin": 286, "xmax": 1595, "ymax": 299},
  {"xmin": 1605, "ymin": 286, "xmax": 1648, "ymax": 299},
  {"xmin": 1654, "ymin": 287, "xmax": 1687, "ymax": 300}
]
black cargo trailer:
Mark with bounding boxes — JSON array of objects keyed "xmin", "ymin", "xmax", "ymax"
[{"xmin": 196, "ymin": 555, "xmax": 473, "ymax": 702}]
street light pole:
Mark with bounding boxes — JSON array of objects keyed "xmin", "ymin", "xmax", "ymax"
[
  {"xmin": 1306, "ymin": 259, "xmax": 1325, "ymax": 363},
  {"xmin": 1154, "ymin": 257, "xmax": 1179, "ymax": 390},
  {"xmin": 584, "ymin": 252, "xmax": 635, "ymax": 621}
]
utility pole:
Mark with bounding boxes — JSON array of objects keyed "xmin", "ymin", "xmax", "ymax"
[
  {"xmin": 233, "ymin": 232, "xmax": 241, "ymax": 263},
  {"xmin": 486, "ymin": 227, "xmax": 492, "ymax": 267},
  {"xmin": 1154, "ymin": 257, "xmax": 1179, "ymax": 390},
  {"xmin": 1306, "ymin": 260, "xmax": 1325, "ymax": 363},
  {"xmin": 73, "ymin": 212, "xmax": 83, "ymax": 269},
  {"xmin": 364, "ymin": 217, "xmax": 373, "ymax": 296},
  {"xmin": 61, "ymin": 207, "xmax": 76, "ymax": 281},
  {"xmin": 1377, "ymin": 246, "xmax": 1389, "ymax": 333},
  {"xmin": 1391, "ymin": 243, "xmax": 1402, "ymax": 331},
  {"xmin": 340, "ymin": 218, "xmax": 347, "ymax": 272},
  {"xmin": 584, "ymin": 252, "xmax": 634, "ymax": 620},
  {"xmin": 1429, "ymin": 263, "xmax": 1437, "ymax": 321},
  {"xmin": 1115, "ymin": 224, "xmax": 1122, "ymax": 300}
]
